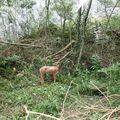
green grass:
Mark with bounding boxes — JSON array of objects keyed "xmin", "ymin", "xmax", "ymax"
[
  {"xmin": 0, "ymin": 62, "xmax": 120, "ymax": 119},
  {"xmin": 0, "ymin": 73, "xmax": 68, "ymax": 119}
]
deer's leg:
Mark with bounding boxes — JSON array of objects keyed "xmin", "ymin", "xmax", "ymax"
[
  {"xmin": 53, "ymin": 73, "xmax": 56, "ymax": 82},
  {"xmin": 40, "ymin": 74, "xmax": 45, "ymax": 84},
  {"xmin": 40, "ymin": 70, "xmax": 45, "ymax": 84}
]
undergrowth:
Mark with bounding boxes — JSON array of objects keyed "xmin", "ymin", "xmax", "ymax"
[{"xmin": 0, "ymin": 55, "xmax": 120, "ymax": 119}]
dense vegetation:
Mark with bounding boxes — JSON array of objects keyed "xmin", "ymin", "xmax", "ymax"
[{"xmin": 0, "ymin": 0, "xmax": 120, "ymax": 119}]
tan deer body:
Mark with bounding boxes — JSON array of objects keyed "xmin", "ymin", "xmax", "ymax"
[{"xmin": 39, "ymin": 64, "xmax": 59, "ymax": 84}]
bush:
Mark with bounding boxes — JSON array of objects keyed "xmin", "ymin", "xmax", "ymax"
[
  {"xmin": 0, "ymin": 55, "xmax": 25, "ymax": 78},
  {"xmin": 90, "ymin": 54, "xmax": 101, "ymax": 70},
  {"xmin": 98, "ymin": 63, "xmax": 120, "ymax": 94}
]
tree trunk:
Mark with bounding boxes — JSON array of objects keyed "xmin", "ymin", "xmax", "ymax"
[
  {"xmin": 84, "ymin": 0, "xmax": 93, "ymax": 27},
  {"xmin": 45, "ymin": 0, "xmax": 50, "ymax": 36},
  {"xmin": 76, "ymin": 0, "xmax": 93, "ymax": 69},
  {"xmin": 46, "ymin": 0, "xmax": 50, "ymax": 26},
  {"xmin": 62, "ymin": 16, "xmax": 66, "ymax": 43},
  {"xmin": 77, "ymin": 8, "xmax": 82, "ymax": 45},
  {"xmin": 105, "ymin": 0, "xmax": 120, "ymax": 30}
]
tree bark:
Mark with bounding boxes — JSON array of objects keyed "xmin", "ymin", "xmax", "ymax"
[
  {"xmin": 84, "ymin": 0, "xmax": 93, "ymax": 27},
  {"xmin": 105, "ymin": 0, "xmax": 120, "ymax": 30},
  {"xmin": 76, "ymin": 0, "xmax": 93, "ymax": 69},
  {"xmin": 45, "ymin": 0, "xmax": 50, "ymax": 36}
]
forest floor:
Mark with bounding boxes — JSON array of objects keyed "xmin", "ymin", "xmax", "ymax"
[
  {"xmin": 0, "ymin": 37, "xmax": 120, "ymax": 120},
  {"xmin": 0, "ymin": 76, "xmax": 120, "ymax": 120}
]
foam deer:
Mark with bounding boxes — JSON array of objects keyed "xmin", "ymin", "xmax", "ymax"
[
  {"xmin": 39, "ymin": 43, "xmax": 72, "ymax": 84},
  {"xmin": 39, "ymin": 62, "xmax": 60, "ymax": 84}
]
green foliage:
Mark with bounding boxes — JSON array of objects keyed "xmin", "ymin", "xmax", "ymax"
[
  {"xmin": 53, "ymin": 0, "xmax": 74, "ymax": 19},
  {"xmin": 98, "ymin": 63, "xmax": 120, "ymax": 94},
  {"xmin": 48, "ymin": 23, "xmax": 61, "ymax": 36},
  {"xmin": 0, "ymin": 55, "xmax": 25, "ymax": 78},
  {"xmin": 90, "ymin": 54, "xmax": 101, "ymax": 70},
  {"xmin": 109, "ymin": 15, "xmax": 120, "ymax": 30},
  {"xmin": 32, "ymin": 83, "xmax": 66, "ymax": 116},
  {"xmin": 72, "ymin": 62, "xmax": 120, "ymax": 96},
  {"xmin": 6, "ymin": 0, "xmax": 15, "ymax": 6},
  {"xmin": 98, "ymin": 62, "xmax": 120, "ymax": 79},
  {"xmin": 0, "ymin": 72, "xmax": 66, "ymax": 118},
  {"xmin": 101, "ymin": 15, "xmax": 120, "ymax": 30},
  {"xmin": 20, "ymin": 0, "xmax": 36, "ymax": 9},
  {"xmin": 27, "ymin": 26, "xmax": 40, "ymax": 39},
  {"xmin": 0, "ymin": 62, "xmax": 120, "ymax": 119},
  {"xmin": 0, "ymin": 0, "xmax": 120, "ymax": 118}
]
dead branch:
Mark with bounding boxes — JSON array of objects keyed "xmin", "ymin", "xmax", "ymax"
[
  {"xmin": 94, "ymin": 94, "xmax": 120, "ymax": 106},
  {"xmin": 60, "ymin": 81, "xmax": 73, "ymax": 119},
  {"xmin": 107, "ymin": 108, "xmax": 118, "ymax": 120},
  {"xmin": 90, "ymin": 82, "xmax": 112, "ymax": 107},
  {"xmin": 105, "ymin": 0, "xmax": 120, "ymax": 30},
  {"xmin": 0, "ymin": 40, "xmax": 42, "ymax": 48},
  {"xmin": 47, "ymin": 40, "xmax": 75, "ymax": 58},
  {"xmin": 23, "ymin": 105, "xmax": 61, "ymax": 120},
  {"xmin": 99, "ymin": 112, "xmax": 111, "ymax": 120},
  {"xmin": 55, "ymin": 52, "xmax": 70, "ymax": 63},
  {"xmin": 99, "ymin": 107, "xmax": 120, "ymax": 120}
]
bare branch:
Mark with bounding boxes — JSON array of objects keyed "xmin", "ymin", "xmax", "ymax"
[
  {"xmin": 0, "ymin": 40, "xmax": 42, "ymax": 48},
  {"xmin": 60, "ymin": 80, "xmax": 73, "ymax": 119},
  {"xmin": 90, "ymin": 82, "xmax": 112, "ymax": 107},
  {"xmin": 50, "ymin": 40, "xmax": 75, "ymax": 58},
  {"xmin": 23, "ymin": 105, "xmax": 61, "ymax": 120},
  {"xmin": 56, "ymin": 52, "xmax": 70, "ymax": 63},
  {"xmin": 105, "ymin": 0, "xmax": 120, "ymax": 30}
]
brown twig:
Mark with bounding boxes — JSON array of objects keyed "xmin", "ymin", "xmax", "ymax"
[
  {"xmin": 99, "ymin": 112, "xmax": 110, "ymax": 120},
  {"xmin": 99, "ymin": 107, "xmax": 120, "ymax": 120},
  {"xmin": 107, "ymin": 108, "xmax": 120, "ymax": 120},
  {"xmin": 60, "ymin": 81, "xmax": 73, "ymax": 120},
  {"xmin": 90, "ymin": 82, "xmax": 112, "ymax": 107},
  {"xmin": 94, "ymin": 94, "xmax": 120, "ymax": 106},
  {"xmin": 23, "ymin": 105, "xmax": 61, "ymax": 120}
]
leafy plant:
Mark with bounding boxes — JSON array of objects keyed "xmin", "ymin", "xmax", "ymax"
[
  {"xmin": 98, "ymin": 62, "xmax": 120, "ymax": 79},
  {"xmin": 98, "ymin": 63, "xmax": 120, "ymax": 94},
  {"xmin": 90, "ymin": 54, "xmax": 101, "ymax": 70},
  {"xmin": 0, "ymin": 55, "xmax": 25, "ymax": 78}
]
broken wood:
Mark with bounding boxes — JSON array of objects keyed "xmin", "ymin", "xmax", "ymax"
[
  {"xmin": 0, "ymin": 40, "xmax": 42, "ymax": 48},
  {"xmin": 47, "ymin": 40, "xmax": 75, "ymax": 58},
  {"xmin": 23, "ymin": 105, "xmax": 61, "ymax": 120},
  {"xmin": 56, "ymin": 52, "xmax": 70, "ymax": 63}
]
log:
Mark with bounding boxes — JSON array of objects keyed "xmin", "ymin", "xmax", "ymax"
[{"xmin": 0, "ymin": 40, "xmax": 42, "ymax": 48}]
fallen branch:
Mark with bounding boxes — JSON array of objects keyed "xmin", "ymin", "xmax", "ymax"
[
  {"xmin": 90, "ymin": 82, "xmax": 112, "ymax": 107},
  {"xmin": 99, "ymin": 107, "xmax": 120, "ymax": 120},
  {"xmin": 107, "ymin": 108, "xmax": 118, "ymax": 120},
  {"xmin": 23, "ymin": 105, "xmax": 61, "ymax": 120},
  {"xmin": 56, "ymin": 52, "xmax": 70, "ymax": 63},
  {"xmin": 94, "ymin": 94, "xmax": 120, "ymax": 106},
  {"xmin": 0, "ymin": 40, "xmax": 42, "ymax": 48},
  {"xmin": 60, "ymin": 81, "xmax": 73, "ymax": 119},
  {"xmin": 99, "ymin": 112, "xmax": 110, "ymax": 120},
  {"xmin": 47, "ymin": 40, "xmax": 75, "ymax": 58}
]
